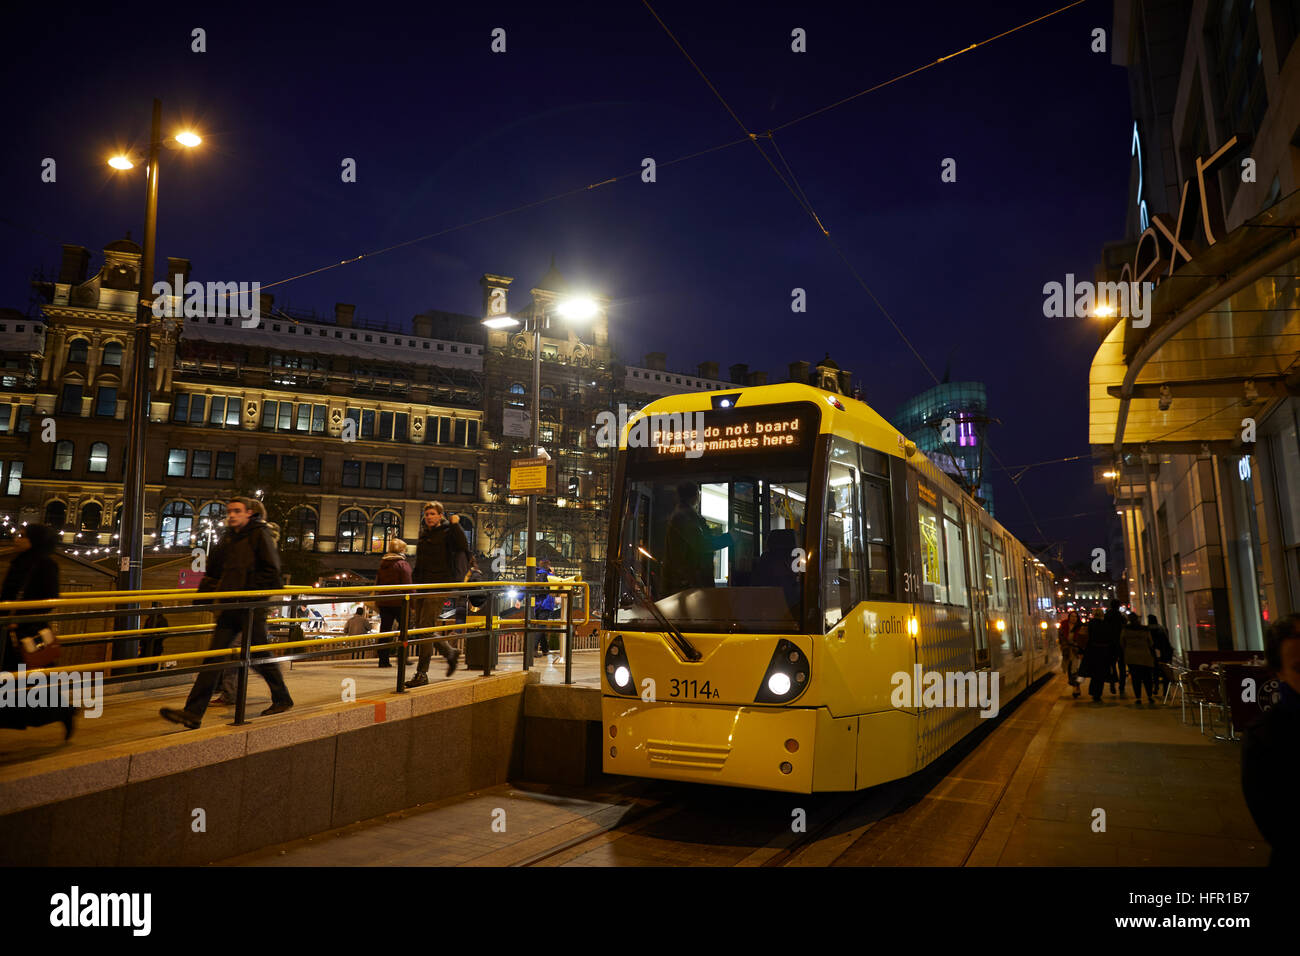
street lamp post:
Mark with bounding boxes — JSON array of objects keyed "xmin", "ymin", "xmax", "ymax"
[
  {"xmin": 108, "ymin": 100, "xmax": 201, "ymax": 661},
  {"xmin": 116, "ymin": 99, "xmax": 163, "ymax": 600},
  {"xmin": 483, "ymin": 294, "xmax": 597, "ymax": 666}
]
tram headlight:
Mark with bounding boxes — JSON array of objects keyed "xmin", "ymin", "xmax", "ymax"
[
  {"xmin": 754, "ymin": 639, "xmax": 809, "ymax": 704},
  {"xmin": 604, "ymin": 634, "xmax": 637, "ymax": 696}
]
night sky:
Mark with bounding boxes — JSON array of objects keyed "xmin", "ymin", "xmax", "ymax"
[{"xmin": 1, "ymin": 0, "xmax": 1131, "ymax": 566}]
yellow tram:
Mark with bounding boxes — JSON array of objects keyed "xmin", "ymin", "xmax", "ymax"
[{"xmin": 600, "ymin": 383, "xmax": 1057, "ymax": 793}]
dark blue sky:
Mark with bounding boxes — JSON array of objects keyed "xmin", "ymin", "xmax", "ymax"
[{"xmin": 2, "ymin": 0, "xmax": 1131, "ymax": 564}]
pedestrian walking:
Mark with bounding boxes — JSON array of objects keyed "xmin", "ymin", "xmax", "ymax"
[
  {"xmin": 375, "ymin": 539, "xmax": 412, "ymax": 667},
  {"xmin": 1057, "ymin": 610, "xmax": 1083, "ymax": 698},
  {"xmin": 1120, "ymin": 612, "xmax": 1158, "ymax": 705},
  {"xmin": 409, "ymin": 502, "xmax": 467, "ymax": 685},
  {"xmin": 139, "ymin": 601, "xmax": 170, "ymax": 671},
  {"xmin": 1241, "ymin": 614, "xmax": 1300, "ymax": 867},
  {"xmin": 210, "ymin": 498, "xmax": 272, "ymax": 705},
  {"xmin": 160, "ymin": 497, "xmax": 294, "ymax": 729},
  {"xmin": 1079, "ymin": 608, "xmax": 1114, "ymax": 703},
  {"xmin": 533, "ymin": 558, "xmax": 558, "ymax": 659},
  {"xmin": 1, "ymin": 525, "xmax": 76, "ymax": 739},
  {"xmin": 1148, "ymin": 614, "xmax": 1173, "ymax": 695},
  {"xmin": 1104, "ymin": 599, "xmax": 1126, "ymax": 697}
]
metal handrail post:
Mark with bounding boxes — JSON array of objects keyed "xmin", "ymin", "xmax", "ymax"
[
  {"xmin": 483, "ymin": 588, "xmax": 494, "ymax": 677},
  {"xmin": 396, "ymin": 595, "xmax": 410, "ymax": 692},
  {"xmin": 234, "ymin": 605, "xmax": 253, "ymax": 726},
  {"xmin": 523, "ymin": 579, "xmax": 534, "ymax": 671},
  {"xmin": 564, "ymin": 586, "xmax": 573, "ymax": 686}
]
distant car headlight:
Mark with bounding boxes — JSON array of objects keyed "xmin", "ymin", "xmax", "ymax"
[{"xmin": 754, "ymin": 639, "xmax": 809, "ymax": 703}]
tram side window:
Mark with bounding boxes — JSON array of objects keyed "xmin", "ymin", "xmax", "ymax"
[
  {"xmin": 862, "ymin": 475, "xmax": 892, "ymax": 598},
  {"xmin": 942, "ymin": 498, "xmax": 968, "ymax": 608},
  {"xmin": 981, "ymin": 528, "xmax": 998, "ymax": 608},
  {"xmin": 824, "ymin": 439, "xmax": 863, "ymax": 628},
  {"xmin": 917, "ymin": 500, "xmax": 946, "ymax": 604}
]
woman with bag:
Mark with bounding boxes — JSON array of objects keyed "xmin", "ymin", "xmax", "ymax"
[
  {"xmin": 375, "ymin": 539, "xmax": 413, "ymax": 667},
  {"xmin": 1, "ymin": 524, "xmax": 76, "ymax": 738}
]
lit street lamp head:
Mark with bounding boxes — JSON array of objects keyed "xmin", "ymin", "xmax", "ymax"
[
  {"xmin": 175, "ymin": 131, "xmax": 201, "ymax": 147},
  {"xmin": 481, "ymin": 314, "xmax": 520, "ymax": 330},
  {"xmin": 556, "ymin": 296, "xmax": 598, "ymax": 321},
  {"xmin": 108, "ymin": 155, "xmax": 134, "ymax": 170}
]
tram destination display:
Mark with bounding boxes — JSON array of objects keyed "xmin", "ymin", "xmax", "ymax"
[{"xmin": 625, "ymin": 401, "xmax": 819, "ymax": 462}]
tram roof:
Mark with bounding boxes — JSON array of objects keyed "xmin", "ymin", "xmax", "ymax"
[{"xmin": 624, "ymin": 382, "xmax": 912, "ymax": 457}]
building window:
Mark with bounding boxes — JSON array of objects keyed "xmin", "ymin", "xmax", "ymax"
[
  {"xmin": 186, "ymin": 394, "xmax": 205, "ymax": 424},
  {"xmin": 52, "ymin": 440, "xmax": 73, "ymax": 472},
  {"xmin": 0, "ymin": 404, "xmax": 10, "ymax": 434},
  {"xmin": 296, "ymin": 404, "xmax": 311, "ymax": 432},
  {"xmin": 60, "ymin": 384, "xmax": 83, "ymax": 415},
  {"xmin": 79, "ymin": 501, "xmax": 102, "ymax": 532},
  {"xmin": 281, "ymin": 455, "xmax": 299, "ymax": 483},
  {"xmin": 278, "ymin": 402, "xmax": 292, "ymax": 431},
  {"xmin": 67, "ymin": 338, "xmax": 88, "ymax": 364},
  {"xmin": 215, "ymin": 451, "xmax": 236, "ymax": 480},
  {"xmin": 173, "ymin": 394, "xmax": 189, "ymax": 422},
  {"xmin": 103, "ymin": 342, "xmax": 123, "ymax": 367},
  {"xmin": 442, "ymin": 468, "xmax": 457, "ymax": 495},
  {"xmin": 2, "ymin": 461, "xmax": 22, "ymax": 496},
  {"xmin": 88, "ymin": 442, "xmax": 109, "ymax": 473},
  {"xmin": 454, "ymin": 419, "xmax": 467, "ymax": 446},
  {"xmin": 284, "ymin": 507, "xmax": 317, "ymax": 551},
  {"xmin": 261, "ymin": 401, "xmax": 276, "ymax": 429},
  {"xmin": 423, "ymin": 466, "xmax": 438, "ymax": 494},
  {"xmin": 258, "ymin": 453, "xmax": 276, "ymax": 479},
  {"xmin": 198, "ymin": 502, "xmax": 226, "ymax": 542},
  {"xmin": 15, "ymin": 406, "xmax": 32, "ymax": 434},
  {"xmin": 361, "ymin": 409, "xmax": 375, "ymax": 438},
  {"xmin": 342, "ymin": 460, "xmax": 361, "ymax": 487},
  {"xmin": 191, "ymin": 450, "xmax": 212, "ymax": 479},
  {"xmin": 364, "ymin": 461, "xmax": 382, "ymax": 489},
  {"xmin": 95, "ymin": 386, "xmax": 118, "ymax": 417},
  {"xmin": 370, "ymin": 511, "xmax": 401, "ymax": 553},
  {"xmin": 509, "ymin": 383, "xmax": 525, "ymax": 395},
  {"xmin": 44, "ymin": 500, "xmax": 67, "ymax": 530},
  {"xmin": 312, "ymin": 404, "xmax": 326, "ymax": 433},
  {"xmin": 161, "ymin": 500, "xmax": 194, "ymax": 547},
  {"xmin": 438, "ymin": 416, "xmax": 452, "ymax": 444},
  {"xmin": 386, "ymin": 463, "xmax": 404, "ymax": 491},
  {"xmin": 303, "ymin": 457, "xmax": 321, "ymax": 485},
  {"xmin": 337, "ymin": 509, "xmax": 367, "ymax": 553},
  {"xmin": 379, "ymin": 410, "xmax": 393, "ymax": 440},
  {"xmin": 460, "ymin": 468, "xmax": 475, "ymax": 496},
  {"xmin": 167, "ymin": 449, "xmax": 187, "ymax": 477}
]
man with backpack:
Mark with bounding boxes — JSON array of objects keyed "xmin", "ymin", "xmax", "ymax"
[{"xmin": 409, "ymin": 501, "xmax": 468, "ymax": 685}]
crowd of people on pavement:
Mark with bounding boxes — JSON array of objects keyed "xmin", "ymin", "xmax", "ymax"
[{"xmin": 1056, "ymin": 599, "xmax": 1173, "ymax": 705}]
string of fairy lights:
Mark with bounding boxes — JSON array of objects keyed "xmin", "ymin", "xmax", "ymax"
[{"xmin": 1, "ymin": 510, "xmax": 228, "ymax": 559}]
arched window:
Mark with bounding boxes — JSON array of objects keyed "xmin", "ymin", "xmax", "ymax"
[
  {"xmin": 79, "ymin": 501, "xmax": 103, "ymax": 531},
  {"xmin": 67, "ymin": 338, "xmax": 89, "ymax": 364},
  {"xmin": 370, "ymin": 511, "xmax": 401, "ymax": 553},
  {"xmin": 540, "ymin": 386, "xmax": 555, "ymax": 400},
  {"xmin": 44, "ymin": 500, "xmax": 67, "ymax": 530},
  {"xmin": 103, "ymin": 342, "xmax": 123, "ymax": 367},
  {"xmin": 337, "ymin": 509, "xmax": 368, "ymax": 553},
  {"xmin": 160, "ymin": 500, "xmax": 194, "ymax": 548},
  {"xmin": 88, "ymin": 442, "xmax": 109, "ymax": 473},
  {"xmin": 197, "ymin": 502, "xmax": 226, "ymax": 546},
  {"xmin": 509, "ymin": 383, "xmax": 525, "ymax": 395},
  {"xmin": 284, "ymin": 507, "xmax": 317, "ymax": 552},
  {"xmin": 52, "ymin": 440, "xmax": 74, "ymax": 471}
]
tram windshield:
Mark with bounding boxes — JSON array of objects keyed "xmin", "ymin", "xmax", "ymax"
[{"xmin": 611, "ymin": 401, "xmax": 818, "ymax": 632}]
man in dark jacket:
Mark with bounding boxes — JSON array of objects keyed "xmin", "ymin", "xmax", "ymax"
[
  {"xmin": 160, "ymin": 497, "xmax": 293, "ymax": 728},
  {"xmin": 1242, "ymin": 614, "xmax": 1300, "ymax": 867},
  {"xmin": 1104, "ymin": 599, "xmax": 1126, "ymax": 696},
  {"xmin": 409, "ymin": 501, "xmax": 467, "ymax": 685}
]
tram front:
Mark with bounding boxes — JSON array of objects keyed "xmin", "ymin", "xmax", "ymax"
[{"xmin": 601, "ymin": 391, "xmax": 843, "ymax": 793}]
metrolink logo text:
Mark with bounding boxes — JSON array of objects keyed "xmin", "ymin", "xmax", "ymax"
[{"xmin": 150, "ymin": 274, "xmax": 261, "ymax": 327}]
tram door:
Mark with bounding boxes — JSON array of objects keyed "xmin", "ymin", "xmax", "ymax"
[{"xmin": 964, "ymin": 504, "xmax": 990, "ymax": 668}]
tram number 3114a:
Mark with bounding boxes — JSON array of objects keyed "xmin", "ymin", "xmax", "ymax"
[{"xmin": 669, "ymin": 679, "xmax": 720, "ymax": 699}]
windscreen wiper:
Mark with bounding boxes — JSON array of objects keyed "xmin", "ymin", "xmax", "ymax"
[{"xmin": 613, "ymin": 557, "xmax": 702, "ymax": 662}]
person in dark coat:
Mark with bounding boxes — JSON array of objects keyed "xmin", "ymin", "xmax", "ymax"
[
  {"xmin": 663, "ymin": 482, "xmax": 731, "ymax": 595},
  {"xmin": 1103, "ymin": 599, "xmax": 1126, "ymax": 697},
  {"xmin": 1147, "ymin": 614, "xmax": 1173, "ymax": 695},
  {"xmin": 1241, "ymin": 614, "xmax": 1300, "ymax": 867},
  {"xmin": 375, "ymin": 538, "xmax": 413, "ymax": 668},
  {"xmin": 409, "ymin": 502, "xmax": 467, "ymax": 685},
  {"xmin": 1120, "ymin": 612, "xmax": 1157, "ymax": 705},
  {"xmin": 1, "ymin": 524, "xmax": 76, "ymax": 738},
  {"xmin": 160, "ymin": 497, "xmax": 293, "ymax": 728},
  {"xmin": 1079, "ymin": 608, "xmax": 1114, "ymax": 703}
]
